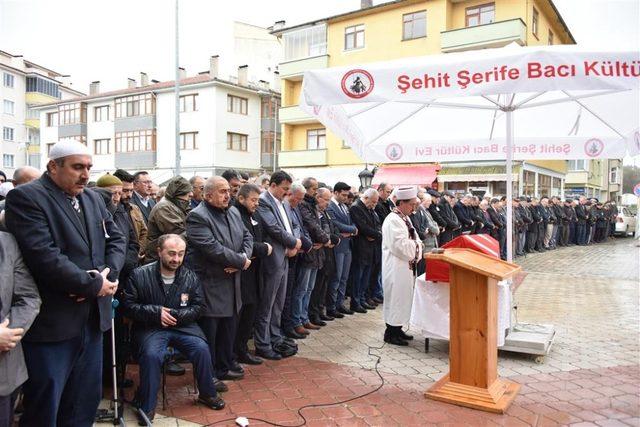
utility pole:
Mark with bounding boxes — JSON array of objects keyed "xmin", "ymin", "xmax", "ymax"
[{"xmin": 174, "ymin": 0, "xmax": 181, "ymax": 175}]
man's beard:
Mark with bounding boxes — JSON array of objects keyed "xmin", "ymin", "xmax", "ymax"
[{"xmin": 162, "ymin": 260, "xmax": 180, "ymax": 271}]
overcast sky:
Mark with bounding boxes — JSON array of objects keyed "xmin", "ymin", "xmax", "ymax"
[{"xmin": 1, "ymin": 0, "xmax": 638, "ymax": 165}]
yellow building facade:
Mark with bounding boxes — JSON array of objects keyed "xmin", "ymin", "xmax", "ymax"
[{"xmin": 275, "ymin": 0, "xmax": 575, "ymax": 192}]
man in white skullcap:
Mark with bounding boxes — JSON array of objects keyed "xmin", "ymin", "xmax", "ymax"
[
  {"xmin": 5, "ymin": 139, "xmax": 125, "ymax": 425},
  {"xmin": 381, "ymin": 186, "xmax": 423, "ymax": 346}
]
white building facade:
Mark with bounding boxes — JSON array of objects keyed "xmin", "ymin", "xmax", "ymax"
[
  {"xmin": 1, "ymin": 49, "xmax": 82, "ymax": 176},
  {"xmin": 38, "ymin": 62, "xmax": 280, "ymax": 182}
]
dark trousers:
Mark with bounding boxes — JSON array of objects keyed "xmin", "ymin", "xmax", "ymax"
[
  {"xmin": 199, "ymin": 315, "xmax": 237, "ymax": 379},
  {"xmin": 234, "ymin": 303, "xmax": 257, "ymax": 356},
  {"xmin": 309, "ymin": 271, "xmax": 329, "ymax": 321},
  {"xmin": 561, "ymin": 223, "xmax": 570, "ymax": 246},
  {"xmin": 20, "ymin": 323, "xmax": 103, "ymax": 427},
  {"xmin": 498, "ymin": 228, "xmax": 507, "ymax": 260},
  {"xmin": 569, "ymin": 222, "xmax": 577, "ymax": 244},
  {"xmin": 326, "ymin": 250, "xmax": 351, "ymax": 313},
  {"xmin": 350, "ymin": 263, "xmax": 372, "ymax": 308},
  {"xmin": 438, "ymin": 229, "xmax": 454, "ymax": 246},
  {"xmin": 526, "ymin": 228, "xmax": 538, "ymax": 252},
  {"xmin": 594, "ymin": 226, "xmax": 607, "ymax": 242},
  {"xmin": 281, "ymin": 256, "xmax": 298, "ymax": 332},
  {"xmin": 367, "ymin": 257, "xmax": 383, "ymax": 300},
  {"xmin": 535, "ymin": 223, "xmax": 545, "ymax": 250},
  {"xmin": 137, "ymin": 330, "xmax": 216, "ymax": 414},
  {"xmin": 0, "ymin": 390, "xmax": 18, "ymax": 427},
  {"xmin": 576, "ymin": 223, "xmax": 587, "ymax": 245}
]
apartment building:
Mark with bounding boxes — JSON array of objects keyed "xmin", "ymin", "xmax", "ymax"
[
  {"xmin": 0, "ymin": 50, "xmax": 83, "ymax": 176},
  {"xmin": 37, "ymin": 58, "xmax": 281, "ymax": 182}
]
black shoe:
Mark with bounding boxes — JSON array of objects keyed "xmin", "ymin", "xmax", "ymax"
[
  {"xmin": 230, "ymin": 362, "xmax": 245, "ymax": 373},
  {"xmin": 198, "ymin": 395, "xmax": 225, "ymax": 410},
  {"xmin": 351, "ymin": 306, "xmax": 367, "ymax": 314},
  {"xmin": 310, "ymin": 318, "xmax": 327, "ymax": 327},
  {"xmin": 384, "ymin": 335, "xmax": 409, "ymax": 346},
  {"xmin": 136, "ymin": 409, "xmax": 155, "ymax": 426},
  {"xmin": 327, "ymin": 310, "xmax": 344, "ymax": 319},
  {"xmin": 283, "ymin": 337, "xmax": 298, "ymax": 347},
  {"xmin": 255, "ymin": 348, "xmax": 282, "ymax": 360},
  {"xmin": 320, "ymin": 313, "xmax": 334, "ymax": 321},
  {"xmin": 284, "ymin": 329, "xmax": 306, "ymax": 339},
  {"xmin": 372, "ymin": 297, "xmax": 383, "ymax": 304},
  {"xmin": 338, "ymin": 306, "xmax": 354, "ymax": 315},
  {"xmin": 362, "ymin": 302, "xmax": 376, "ymax": 310},
  {"xmin": 366, "ymin": 298, "xmax": 378, "ymax": 307},
  {"xmin": 274, "ymin": 343, "xmax": 297, "ymax": 358},
  {"xmin": 213, "ymin": 378, "xmax": 228, "ymax": 393},
  {"xmin": 237, "ymin": 352, "xmax": 263, "ymax": 365},
  {"xmin": 164, "ymin": 361, "xmax": 185, "ymax": 376},
  {"xmin": 398, "ymin": 330, "xmax": 414, "ymax": 341},
  {"xmin": 220, "ymin": 369, "xmax": 244, "ymax": 381}
]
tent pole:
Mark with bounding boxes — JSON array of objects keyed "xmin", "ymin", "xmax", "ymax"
[{"xmin": 506, "ymin": 108, "xmax": 514, "ymax": 263}]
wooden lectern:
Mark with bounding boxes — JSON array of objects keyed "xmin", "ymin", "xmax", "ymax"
[{"xmin": 424, "ymin": 248, "xmax": 522, "ymax": 413}]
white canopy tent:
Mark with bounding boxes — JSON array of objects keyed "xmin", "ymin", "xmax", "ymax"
[{"xmin": 300, "ymin": 44, "xmax": 640, "ymax": 262}]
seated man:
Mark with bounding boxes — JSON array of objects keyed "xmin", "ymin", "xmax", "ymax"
[{"xmin": 122, "ymin": 234, "xmax": 224, "ymax": 423}]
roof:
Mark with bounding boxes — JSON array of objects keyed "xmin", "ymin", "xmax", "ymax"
[
  {"xmin": 272, "ymin": 0, "xmax": 576, "ymax": 44},
  {"xmin": 33, "ymin": 74, "xmax": 280, "ymax": 108}
]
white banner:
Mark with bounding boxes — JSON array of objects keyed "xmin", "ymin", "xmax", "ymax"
[
  {"xmin": 366, "ymin": 137, "xmax": 628, "ymax": 163},
  {"xmin": 303, "ymin": 46, "xmax": 640, "ymax": 104}
]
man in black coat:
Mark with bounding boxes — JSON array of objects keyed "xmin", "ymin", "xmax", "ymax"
[
  {"xmin": 349, "ymin": 188, "xmax": 382, "ymax": 313},
  {"xmin": 122, "ymin": 234, "xmax": 224, "ymax": 422},
  {"xmin": 453, "ymin": 195, "xmax": 474, "ymax": 234},
  {"xmin": 526, "ymin": 198, "xmax": 542, "ymax": 253},
  {"xmin": 233, "ymin": 184, "xmax": 272, "ymax": 366},
  {"xmin": 438, "ymin": 192, "xmax": 460, "ymax": 245},
  {"xmin": 185, "ymin": 176, "xmax": 253, "ymax": 383},
  {"xmin": 5, "ymin": 140, "xmax": 125, "ymax": 426},
  {"xmin": 575, "ymin": 196, "xmax": 589, "ymax": 245},
  {"xmin": 488, "ymin": 198, "xmax": 506, "ymax": 259},
  {"xmin": 374, "ymin": 183, "xmax": 394, "ymax": 223}
]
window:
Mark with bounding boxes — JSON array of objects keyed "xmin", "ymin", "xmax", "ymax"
[
  {"xmin": 94, "ymin": 139, "xmax": 111, "ymax": 155},
  {"xmin": 94, "ymin": 105, "xmax": 110, "ymax": 122},
  {"xmin": 522, "ymin": 171, "xmax": 535, "ymax": 196},
  {"xmin": 283, "ymin": 24, "xmax": 327, "ymax": 61},
  {"xmin": 548, "ymin": 30, "xmax": 554, "ymax": 45},
  {"xmin": 610, "ymin": 167, "xmax": 620, "ymax": 184},
  {"xmin": 3, "ymin": 100, "xmax": 14, "ymax": 115},
  {"xmin": 568, "ymin": 160, "xmax": 588, "ymax": 171},
  {"xmin": 227, "ymin": 132, "xmax": 248, "ymax": 151},
  {"xmin": 344, "ymin": 24, "xmax": 365, "ymax": 50},
  {"xmin": 3, "ymin": 154, "xmax": 14, "ymax": 168},
  {"xmin": 3, "ymin": 127, "xmax": 14, "ymax": 141},
  {"xmin": 114, "ymin": 93, "xmax": 155, "ymax": 118},
  {"xmin": 261, "ymin": 131, "xmax": 279, "ymax": 154},
  {"xmin": 26, "ymin": 105, "xmax": 39, "ymax": 120},
  {"xmin": 532, "ymin": 7, "xmax": 539, "ymax": 38},
  {"xmin": 539, "ymin": 175, "xmax": 552, "ymax": 197},
  {"xmin": 26, "ymin": 76, "xmax": 60, "ymax": 98},
  {"xmin": 180, "ymin": 132, "xmax": 198, "ymax": 150},
  {"xmin": 3, "ymin": 73, "xmax": 14, "ymax": 88},
  {"xmin": 58, "ymin": 103, "xmax": 87, "ymax": 125},
  {"xmin": 403, "ymin": 11, "xmax": 426, "ymax": 40},
  {"xmin": 307, "ymin": 128, "xmax": 326, "ymax": 150},
  {"xmin": 261, "ymin": 96, "xmax": 280, "ymax": 118},
  {"xmin": 47, "ymin": 112, "xmax": 59, "ymax": 127},
  {"xmin": 115, "ymin": 130, "xmax": 155, "ymax": 152},
  {"xmin": 227, "ymin": 95, "xmax": 248, "ymax": 115},
  {"xmin": 466, "ymin": 3, "xmax": 495, "ymax": 27},
  {"xmin": 46, "ymin": 143, "xmax": 55, "ymax": 156},
  {"xmin": 180, "ymin": 94, "xmax": 198, "ymax": 112}
]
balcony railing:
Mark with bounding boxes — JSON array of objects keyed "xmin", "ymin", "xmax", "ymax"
[
  {"xmin": 441, "ymin": 18, "xmax": 527, "ymax": 53},
  {"xmin": 278, "ymin": 105, "xmax": 317, "ymax": 125},
  {"xmin": 279, "ymin": 54, "xmax": 329, "ymax": 80},
  {"xmin": 278, "ymin": 148, "xmax": 327, "ymax": 167}
]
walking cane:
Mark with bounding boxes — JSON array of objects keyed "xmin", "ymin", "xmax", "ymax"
[{"xmin": 110, "ymin": 298, "xmax": 126, "ymax": 426}]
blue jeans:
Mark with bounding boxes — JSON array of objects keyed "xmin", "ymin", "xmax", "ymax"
[
  {"xmin": 137, "ymin": 330, "xmax": 216, "ymax": 414},
  {"xmin": 20, "ymin": 323, "xmax": 103, "ymax": 427},
  {"xmin": 351, "ymin": 263, "xmax": 372, "ymax": 308},
  {"xmin": 327, "ymin": 250, "xmax": 351, "ymax": 312},
  {"xmin": 292, "ymin": 266, "xmax": 318, "ymax": 327}
]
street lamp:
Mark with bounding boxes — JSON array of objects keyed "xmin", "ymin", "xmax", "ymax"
[{"xmin": 358, "ymin": 164, "xmax": 374, "ymax": 191}]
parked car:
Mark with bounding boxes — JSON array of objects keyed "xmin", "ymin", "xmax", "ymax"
[{"xmin": 615, "ymin": 206, "xmax": 637, "ymax": 236}]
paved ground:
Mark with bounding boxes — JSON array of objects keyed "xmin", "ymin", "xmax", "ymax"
[{"xmin": 100, "ymin": 237, "xmax": 639, "ymax": 426}]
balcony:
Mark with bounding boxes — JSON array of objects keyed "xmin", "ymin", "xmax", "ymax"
[
  {"xmin": 261, "ymin": 153, "xmax": 274, "ymax": 170},
  {"xmin": 58, "ymin": 123, "xmax": 87, "ymax": 138},
  {"xmin": 115, "ymin": 151, "xmax": 157, "ymax": 169},
  {"xmin": 115, "ymin": 115, "xmax": 156, "ymax": 133},
  {"xmin": 278, "ymin": 148, "xmax": 327, "ymax": 167},
  {"xmin": 279, "ymin": 54, "xmax": 329, "ymax": 80},
  {"xmin": 279, "ymin": 105, "xmax": 317, "ymax": 125},
  {"xmin": 441, "ymin": 18, "xmax": 526, "ymax": 53}
]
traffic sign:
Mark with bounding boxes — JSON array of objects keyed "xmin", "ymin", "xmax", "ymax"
[{"xmin": 634, "ymin": 183, "xmax": 640, "ymax": 197}]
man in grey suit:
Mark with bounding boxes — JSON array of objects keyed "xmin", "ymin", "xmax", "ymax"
[
  {"xmin": 185, "ymin": 177, "xmax": 252, "ymax": 383},
  {"xmin": 131, "ymin": 171, "xmax": 156, "ymax": 224},
  {"xmin": 0, "ymin": 232, "xmax": 41, "ymax": 426},
  {"xmin": 254, "ymin": 171, "xmax": 301, "ymax": 360}
]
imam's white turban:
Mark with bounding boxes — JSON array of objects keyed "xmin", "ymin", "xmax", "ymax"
[{"xmin": 49, "ymin": 140, "xmax": 92, "ymax": 160}]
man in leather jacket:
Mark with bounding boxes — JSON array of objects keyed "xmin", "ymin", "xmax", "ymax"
[{"xmin": 122, "ymin": 234, "xmax": 225, "ymax": 423}]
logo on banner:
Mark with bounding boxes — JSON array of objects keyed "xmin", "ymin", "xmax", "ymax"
[
  {"xmin": 312, "ymin": 105, "xmax": 322, "ymax": 115},
  {"xmin": 584, "ymin": 138, "xmax": 604, "ymax": 157},
  {"xmin": 341, "ymin": 69, "xmax": 374, "ymax": 99},
  {"xmin": 385, "ymin": 143, "xmax": 403, "ymax": 161}
]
